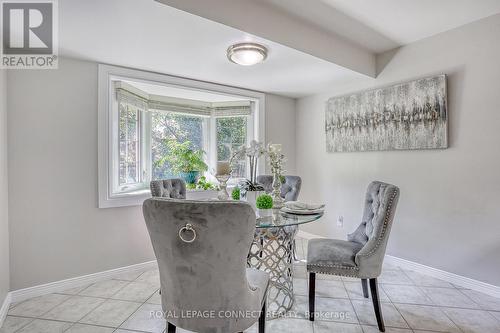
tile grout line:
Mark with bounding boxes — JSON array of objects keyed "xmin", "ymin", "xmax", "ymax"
[
  {"xmin": 393, "ymin": 302, "xmax": 466, "ymax": 333},
  {"xmin": 112, "ymin": 296, "xmax": 156, "ymax": 333},
  {"xmin": 454, "ymin": 287, "xmax": 490, "ymax": 310},
  {"xmin": 347, "ymin": 279, "xmax": 414, "ymax": 331},
  {"xmin": 390, "ymin": 301, "xmax": 496, "ymax": 313},
  {"xmin": 9, "ymin": 294, "xmax": 72, "ymax": 330},
  {"xmin": 339, "ymin": 278, "xmax": 362, "ymax": 327},
  {"xmin": 436, "ymin": 307, "xmax": 466, "ymax": 333},
  {"xmin": 7, "ymin": 315, "xmax": 35, "ymax": 333},
  {"xmin": 489, "ymin": 311, "xmax": 500, "ymax": 325},
  {"xmin": 419, "ymin": 285, "xmax": 483, "ymax": 310},
  {"xmin": 110, "ymin": 270, "xmax": 161, "ymax": 333},
  {"xmin": 8, "ymin": 270, "xmax": 156, "ymax": 333},
  {"xmin": 58, "ymin": 278, "xmax": 136, "ymax": 332},
  {"xmin": 13, "ymin": 290, "xmax": 128, "ymax": 332},
  {"xmin": 389, "ymin": 290, "xmax": 416, "ymax": 333}
]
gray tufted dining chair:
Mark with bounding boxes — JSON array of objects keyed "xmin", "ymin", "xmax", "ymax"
[
  {"xmin": 307, "ymin": 181, "xmax": 400, "ymax": 332},
  {"xmin": 256, "ymin": 175, "xmax": 302, "ymax": 202},
  {"xmin": 143, "ymin": 198, "xmax": 268, "ymax": 333},
  {"xmin": 150, "ymin": 178, "xmax": 187, "ymax": 198}
]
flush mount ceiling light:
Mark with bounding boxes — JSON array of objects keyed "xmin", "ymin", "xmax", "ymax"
[{"xmin": 227, "ymin": 43, "xmax": 268, "ymax": 66}]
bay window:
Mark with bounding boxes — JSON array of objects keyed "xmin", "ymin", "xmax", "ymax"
[{"xmin": 98, "ymin": 64, "xmax": 265, "ymax": 208}]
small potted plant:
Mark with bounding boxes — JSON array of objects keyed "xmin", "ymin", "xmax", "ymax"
[
  {"xmin": 256, "ymin": 194, "xmax": 273, "ymax": 217},
  {"xmin": 231, "ymin": 187, "xmax": 241, "ymax": 200}
]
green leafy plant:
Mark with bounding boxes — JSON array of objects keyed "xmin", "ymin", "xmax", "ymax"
[
  {"xmin": 197, "ymin": 176, "xmax": 218, "ymax": 190},
  {"xmin": 156, "ymin": 140, "xmax": 208, "ymax": 174},
  {"xmin": 256, "ymin": 194, "xmax": 273, "ymax": 209},
  {"xmin": 232, "ymin": 187, "xmax": 241, "ymax": 200},
  {"xmin": 186, "ymin": 176, "xmax": 218, "ymax": 191}
]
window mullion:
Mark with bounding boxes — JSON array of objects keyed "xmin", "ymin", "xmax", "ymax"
[
  {"xmin": 207, "ymin": 116, "xmax": 216, "ymax": 181},
  {"xmin": 141, "ymin": 111, "xmax": 152, "ymax": 185}
]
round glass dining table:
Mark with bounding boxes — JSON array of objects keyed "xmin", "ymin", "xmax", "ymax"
[{"xmin": 247, "ymin": 209, "xmax": 324, "ymax": 317}]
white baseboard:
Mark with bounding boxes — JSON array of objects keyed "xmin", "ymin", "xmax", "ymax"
[
  {"xmin": 385, "ymin": 255, "xmax": 500, "ymax": 298},
  {"xmin": 0, "ymin": 292, "xmax": 12, "ymax": 329},
  {"xmin": 298, "ymin": 229, "xmax": 500, "ymax": 298},
  {"xmin": 10, "ymin": 260, "xmax": 157, "ymax": 304}
]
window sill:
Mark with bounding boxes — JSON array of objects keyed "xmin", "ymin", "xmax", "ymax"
[{"xmin": 99, "ymin": 188, "xmax": 219, "ymax": 208}]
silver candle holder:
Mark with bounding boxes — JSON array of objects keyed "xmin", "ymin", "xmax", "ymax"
[
  {"xmin": 215, "ymin": 174, "xmax": 230, "ymax": 200},
  {"xmin": 271, "ymin": 173, "xmax": 285, "ymax": 209},
  {"xmin": 268, "ymin": 144, "xmax": 286, "ymax": 209}
]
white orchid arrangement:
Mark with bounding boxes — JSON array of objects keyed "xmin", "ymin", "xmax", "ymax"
[{"xmin": 230, "ymin": 140, "xmax": 267, "ymax": 190}]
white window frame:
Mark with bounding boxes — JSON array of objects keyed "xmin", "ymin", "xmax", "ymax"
[
  {"xmin": 211, "ymin": 113, "xmax": 254, "ymax": 183},
  {"xmin": 98, "ymin": 64, "xmax": 266, "ymax": 208}
]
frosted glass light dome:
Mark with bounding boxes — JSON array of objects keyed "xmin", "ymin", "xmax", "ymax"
[{"xmin": 227, "ymin": 43, "xmax": 268, "ymax": 66}]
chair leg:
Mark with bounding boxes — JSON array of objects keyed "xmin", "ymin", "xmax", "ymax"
[
  {"xmin": 259, "ymin": 238, "xmax": 264, "ymax": 258},
  {"xmin": 308, "ymin": 272, "xmax": 316, "ymax": 321},
  {"xmin": 369, "ymin": 278, "xmax": 385, "ymax": 332},
  {"xmin": 258, "ymin": 301, "xmax": 266, "ymax": 333},
  {"xmin": 167, "ymin": 322, "xmax": 176, "ymax": 333},
  {"xmin": 361, "ymin": 279, "xmax": 369, "ymax": 298}
]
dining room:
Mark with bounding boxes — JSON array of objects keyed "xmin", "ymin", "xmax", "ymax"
[{"xmin": 1, "ymin": 1, "xmax": 500, "ymax": 333}]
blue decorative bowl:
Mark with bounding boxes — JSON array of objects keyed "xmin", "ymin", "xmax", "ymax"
[{"xmin": 180, "ymin": 171, "xmax": 200, "ymax": 185}]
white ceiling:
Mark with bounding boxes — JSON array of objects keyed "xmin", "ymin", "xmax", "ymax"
[
  {"xmin": 260, "ymin": 0, "xmax": 398, "ymax": 53},
  {"xmin": 59, "ymin": 0, "xmax": 362, "ymax": 98},
  {"xmin": 319, "ymin": 0, "xmax": 500, "ymax": 47},
  {"xmin": 60, "ymin": 0, "xmax": 500, "ymax": 98},
  {"xmin": 263, "ymin": 0, "xmax": 500, "ymax": 52}
]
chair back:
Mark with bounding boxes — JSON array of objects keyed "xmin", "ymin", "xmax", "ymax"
[
  {"xmin": 150, "ymin": 178, "xmax": 186, "ymax": 198},
  {"xmin": 349, "ymin": 181, "xmax": 400, "ymax": 277},
  {"xmin": 142, "ymin": 198, "xmax": 261, "ymax": 333},
  {"xmin": 256, "ymin": 175, "xmax": 302, "ymax": 201}
]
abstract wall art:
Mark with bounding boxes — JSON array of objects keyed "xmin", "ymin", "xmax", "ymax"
[{"xmin": 325, "ymin": 75, "xmax": 448, "ymax": 152}]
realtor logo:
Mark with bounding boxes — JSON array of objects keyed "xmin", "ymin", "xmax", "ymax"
[{"xmin": 1, "ymin": 0, "xmax": 58, "ymax": 68}]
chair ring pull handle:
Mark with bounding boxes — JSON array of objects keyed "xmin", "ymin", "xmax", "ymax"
[{"xmin": 179, "ymin": 223, "xmax": 196, "ymax": 243}]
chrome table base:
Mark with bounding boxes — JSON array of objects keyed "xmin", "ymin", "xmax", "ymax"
[{"xmin": 247, "ymin": 225, "xmax": 298, "ymax": 317}]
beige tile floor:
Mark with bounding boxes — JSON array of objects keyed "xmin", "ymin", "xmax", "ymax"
[{"xmin": 2, "ymin": 238, "xmax": 500, "ymax": 333}]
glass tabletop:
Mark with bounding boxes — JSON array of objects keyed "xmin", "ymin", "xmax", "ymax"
[{"xmin": 256, "ymin": 208, "xmax": 324, "ymax": 228}]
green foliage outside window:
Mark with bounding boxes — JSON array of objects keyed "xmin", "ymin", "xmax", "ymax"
[
  {"xmin": 155, "ymin": 139, "xmax": 208, "ymax": 175},
  {"xmin": 151, "ymin": 111, "xmax": 203, "ymax": 180},
  {"xmin": 216, "ymin": 116, "xmax": 247, "ymax": 178},
  {"xmin": 118, "ymin": 104, "xmax": 139, "ymax": 185}
]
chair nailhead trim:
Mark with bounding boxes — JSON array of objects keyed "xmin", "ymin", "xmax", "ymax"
[
  {"xmin": 307, "ymin": 264, "xmax": 360, "ymax": 278},
  {"xmin": 357, "ymin": 188, "xmax": 398, "ymax": 258},
  {"xmin": 306, "ymin": 265, "xmax": 360, "ymax": 278},
  {"xmin": 307, "ymin": 263, "xmax": 358, "ymax": 270}
]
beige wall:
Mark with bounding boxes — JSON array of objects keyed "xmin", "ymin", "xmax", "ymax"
[
  {"xmin": 7, "ymin": 58, "xmax": 296, "ymax": 290},
  {"xmin": 296, "ymin": 14, "xmax": 500, "ymax": 286},
  {"xmin": 0, "ymin": 69, "xmax": 9, "ymax": 302}
]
